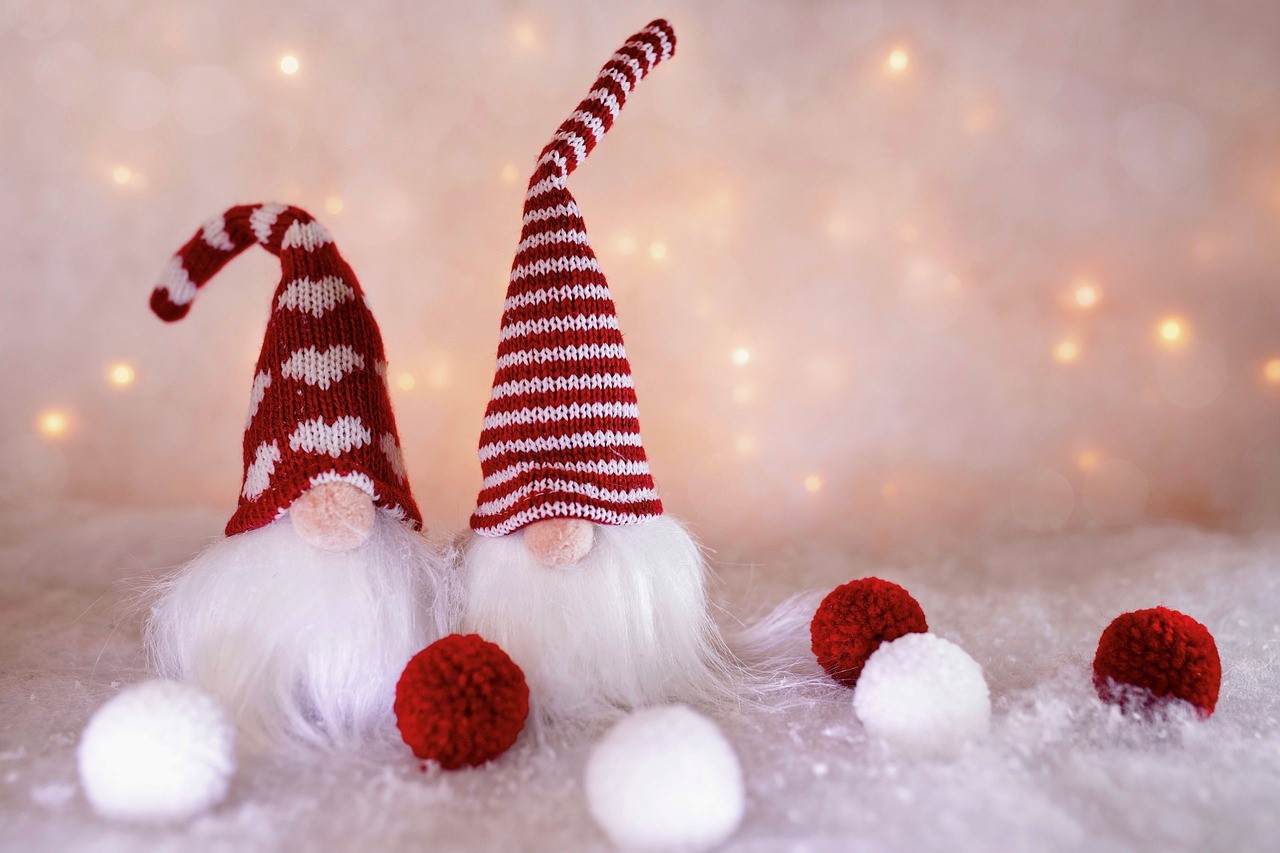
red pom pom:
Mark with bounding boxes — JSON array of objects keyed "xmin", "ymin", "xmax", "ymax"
[
  {"xmin": 810, "ymin": 578, "xmax": 928, "ymax": 688},
  {"xmin": 394, "ymin": 634, "xmax": 530, "ymax": 769},
  {"xmin": 1093, "ymin": 606, "xmax": 1221, "ymax": 718}
]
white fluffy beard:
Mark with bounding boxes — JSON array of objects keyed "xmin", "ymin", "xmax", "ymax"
[
  {"xmin": 461, "ymin": 515, "xmax": 736, "ymax": 723},
  {"xmin": 144, "ymin": 512, "xmax": 452, "ymax": 751}
]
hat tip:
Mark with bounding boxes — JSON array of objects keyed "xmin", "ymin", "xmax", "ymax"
[{"xmin": 150, "ymin": 289, "xmax": 190, "ymax": 322}]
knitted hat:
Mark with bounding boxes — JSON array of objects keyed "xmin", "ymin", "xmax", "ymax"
[
  {"xmin": 471, "ymin": 20, "xmax": 676, "ymax": 536},
  {"xmin": 151, "ymin": 203, "xmax": 422, "ymax": 536}
]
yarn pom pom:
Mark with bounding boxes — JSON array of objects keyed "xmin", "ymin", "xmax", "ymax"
[
  {"xmin": 394, "ymin": 634, "xmax": 529, "ymax": 769},
  {"xmin": 586, "ymin": 705, "xmax": 744, "ymax": 852},
  {"xmin": 77, "ymin": 680, "xmax": 235, "ymax": 823},
  {"xmin": 810, "ymin": 577, "xmax": 928, "ymax": 687},
  {"xmin": 853, "ymin": 633, "xmax": 991, "ymax": 756},
  {"xmin": 1093, "ymin": 606, "xmax": 1221, "ymax": 717}
]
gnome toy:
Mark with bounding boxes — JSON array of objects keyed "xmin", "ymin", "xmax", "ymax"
[
  {"xmin": 145, "ymin": 203, "xmax": 450, "ymax": 748},
  {"xmin": 461, "ymin": 20, "xmax": 734, "ymax": 721}
]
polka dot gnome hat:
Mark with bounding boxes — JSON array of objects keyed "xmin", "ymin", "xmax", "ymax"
[
  {"xmin": 471, "ymin": 20, "xmax": 676, "ymax": 536},
  {"xmin": 151, "ymin": 203, "xmax": 421, "ymax": 536}
]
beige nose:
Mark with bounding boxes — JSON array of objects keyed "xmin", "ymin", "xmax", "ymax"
[
  {"xmin": 524, "ymin": 517, "xmax": 595, "ymax": 566},
  {"xmin": 290, "ymin": 482, "xmax": 376, "ymax": 551}
]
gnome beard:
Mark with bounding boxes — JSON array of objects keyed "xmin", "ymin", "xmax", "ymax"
[
  {"xmin": 462, "ymin": 515, "xmax": 732, "ymax": 722},
  {"xmin": 147, "ymin": 487, "xmax": 450, "ymax": 749}
]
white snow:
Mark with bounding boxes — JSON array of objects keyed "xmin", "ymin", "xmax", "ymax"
[
  {"xmin": 77, "ymin": 680, "xmax": 235, "ymax": 823},
  {"xmin": 585, "ymin": 705, "xmax": 744, "ymax": 851},
  {"xmin": 853, "ymin": 633, "xmax": 992, "ymax": 756},
  {"xmin": 2, "ymin": 504, "xmax": 1279, "ymax": 851}
]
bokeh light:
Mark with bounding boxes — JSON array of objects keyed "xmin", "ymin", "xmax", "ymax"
[
  {"xmin": 1157, "ymin": 316, "xmax": 1188, "ymax": 347},
  {"xmin": 885, "ymin": 47, "xmax": 910, "ymax": 75},
  {"xmin": 107, "ymin": 363, "xmax": 136, "ymax": 388},
  {"xmin": 37, "ymin": 410, "xmax": 69, "ymax": 438},
  {"xmin": 1072, "ymin": 280, "xmax": 1102, "ymax": 309},
  {"xmin": 731, "ymin": 347, "xmax": 751, "ymax": 367},
  {"xmin": 279, "ymin": 54, "xmax": 299, "ymax": 76},
  {"xmin": 1054, "ymin": 340, "xmax": 1080, "ymax": 364}
]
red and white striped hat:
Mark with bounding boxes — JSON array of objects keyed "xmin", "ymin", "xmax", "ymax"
[
  {"xmin": 151, "ymin": 203, "xmax": 422, "ymax": 536},
  {"xmin": 471, "ymin": 20, "xmax": 676, "ymax": 536}
]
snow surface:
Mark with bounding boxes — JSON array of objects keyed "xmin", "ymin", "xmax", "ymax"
[{"xmin": 2, "ymin": 503, "xmax": 1279, "ymax": 852}]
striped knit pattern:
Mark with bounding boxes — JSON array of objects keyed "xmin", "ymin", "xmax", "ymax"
[
  {"xmin": 151, "ymin": 203, "xmax": 422, "ymax": 536},
  {"xmin": 471, "ymin": 19, "xmax": 676, "ymax": 536}
]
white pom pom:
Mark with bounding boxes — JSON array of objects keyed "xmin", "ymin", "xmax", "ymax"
[
  {"xmin": 77, "ymin": 680, "xmax": 236, "ymax": 822},
  {"xmin": 852, "ymin": 633, "xmax": 991, "ymax": 756},
  {"xmin": 585, "ymin": 705, "xmax": 745, "ymax": 851}
]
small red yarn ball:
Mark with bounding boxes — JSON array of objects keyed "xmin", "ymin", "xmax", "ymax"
[
  {"xmin": 1093, "ymin": 606, "xmax": 1221, "ymax": 718},
  {"xmin": 394, "ymin": 634, "xmax": 530, "ymax": 769},
  {"xmin": 810, "ymin": 577, "xmax": 929, "ymax": 688}
]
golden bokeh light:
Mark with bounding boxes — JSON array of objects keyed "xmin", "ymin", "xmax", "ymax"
[
  {"xmin": 734, "ymin": 435, "xmax": 757, "ymax": 455},
  {"xmin": 1264, "ymin": 358, "xmax": 1280, "ymax": 384},
  {"xmin": 111, "ymin": 165, "xmax": 132, "ymax": 186},
  {"xmin": 396, "ymin": 372, "xmax": 416, "ymax": 391},
  {"xmin": 648, "ymin": 241, "xmax": 668, "ymax": 261},
  {"xmin": 731, "ymin": 346, "xmax": 751, "ymax": 367},
  {"xmin": 1054, "ymin": 340, "xmax": 1080, "ymax": 363},
  {"xmin": 1157, "ymin": 316, "xmax": 1187, "ymax": 346},
  {"xmin": 1073, "ymin": 281, "xmax": 1101, "ymax": 309},
  {"xmin": 279, "ymin": 54, "xmax": 300, "ymax": 75},
  {"xmin": 804, "ymin": 475, "xmax": 824, "ymax": 493},
  {"xmin": 108, "ymin": 362, "xmax": 136, "ymax": 387},
  {"xmin": 38, "ymin": 410, "xmax": 69, "ymax": 438},
  {"xmin": 512, "ymin": 22, "xmax": 538, "ymax": 47},
  {"xmin": 324, "ymin": 195, "xmax": 344, "ymax": 215},
  {"xmin": 886, "ymin": 48, "xmax": 910, "ymax": 75},
  {"xmin": 500, "ymin": 163, "xmax": 519, "ymax": 185},
  {"xmin": 1076, "ymin": 449, "xmax": 1100, "ymax": 472}
]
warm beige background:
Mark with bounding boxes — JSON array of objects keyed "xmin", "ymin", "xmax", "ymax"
[{"xmin": 4, "ymin": 0, "xmax": 1280, "ymax": 556}]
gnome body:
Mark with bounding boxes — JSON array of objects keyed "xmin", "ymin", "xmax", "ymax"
[
  {"xmin": 462, "ymin": 21, "xmax": 734, "ymax": 722},
  {"xmin": 145, "ymin": 204, "xmax": 450, "ymax": 748}
]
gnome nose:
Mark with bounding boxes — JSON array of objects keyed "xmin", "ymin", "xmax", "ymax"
[
  {"xmin": 524, "ymin": 518, "xmax": 595, "ymax": 567},
  {"xmin": 290, "ymin": 482, "xmax": 377, "ymax": 552}
]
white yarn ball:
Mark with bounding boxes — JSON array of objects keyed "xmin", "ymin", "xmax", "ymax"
[
  {"xmin": 853, "ymin": 633, "xmax": 991, "ymax": 756},
  {"xmin": 78, "ymin": 679, "xmax": 236, "ymax": 822},
  {"xmin": 585, "ymin": 705, "xmax": 745, "ymax": 851}
]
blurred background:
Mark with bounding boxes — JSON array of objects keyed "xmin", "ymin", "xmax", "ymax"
[{"xmin": 3, "ymin": 0, "xmax": 1279, "ymax": 558}]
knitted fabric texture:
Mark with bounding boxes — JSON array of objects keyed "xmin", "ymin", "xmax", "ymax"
[
  {"xmin": 150, "ymin": 203, "xmax": 422, "ymax": 536},
  {"xmin": 471, "ymin": 19, "xmax": 676, "ymax": 536}
]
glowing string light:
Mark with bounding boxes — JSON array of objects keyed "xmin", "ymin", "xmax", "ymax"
[
  {"xmin": 1157, "ymin": 316, "xmax": 1187, "ymax": 347},
  {"xmin": 1054, "ymin": 340, "xmax": 1080, "ymax": 363},
  {"xmin": 512, "ymin": 22, "xmax": 538, "ymax": 47},
  {"xmin": 886, "ymin": 48, "xmax": 910, "ymax": 75},
  {"xmin": 108, "ymin": 362, "xmax": 136, "ymax": 387},
  {"xmin": 279, "ymin": 55, "xmax": 300, "ymax": 76},
  {"xmin": 38, "ymin": 410, "xmax": 69, "ymax": 438},
  {"xmin": 1073, "ymin": 280, "xmax": 1101, "ymax": 309},
  {"xmin": 731, "ymin": 347, "xmax": 751, "ymax": 367}
]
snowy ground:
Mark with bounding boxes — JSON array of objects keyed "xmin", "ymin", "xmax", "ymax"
[{"xmin": 2, "ymin": 504, "xmax": 1278, "ymax": 852}]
